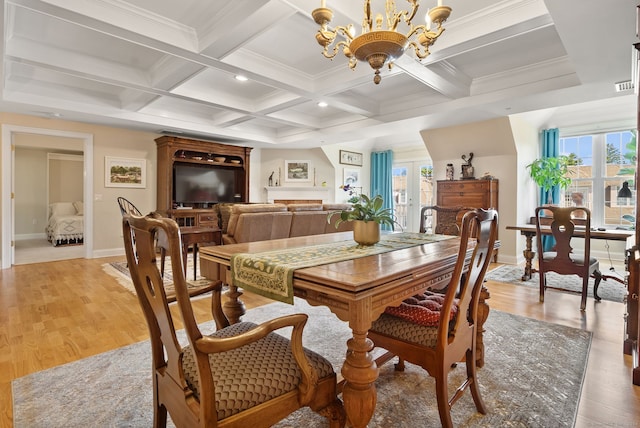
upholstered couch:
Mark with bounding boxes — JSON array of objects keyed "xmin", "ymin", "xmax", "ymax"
[{"xmin": 220, "ymin": 202, "xmax": 353, "ymax": 244}]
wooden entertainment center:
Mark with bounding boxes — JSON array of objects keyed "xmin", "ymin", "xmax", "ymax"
[{"xmin": 155, "ymin": 136, "xmax": 252, "ymax": 226}]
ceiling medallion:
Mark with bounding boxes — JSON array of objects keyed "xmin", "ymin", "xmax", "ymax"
[{"xmin": 312, "ymin": 0, "xmax": 451, "ymax": 84}]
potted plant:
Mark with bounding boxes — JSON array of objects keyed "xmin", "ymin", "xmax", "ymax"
[
  {"xmin": 330, "ymin": 194, "xmax": 398, "ymax": 245},
  {"xmin": 526, "ymin": 156, "xmax": 573, "ymax": 205}
]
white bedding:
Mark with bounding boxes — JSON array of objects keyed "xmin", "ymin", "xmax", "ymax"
[{"xmin": 47, "ymin": 202, "xmax": 84, "ymax": 246}]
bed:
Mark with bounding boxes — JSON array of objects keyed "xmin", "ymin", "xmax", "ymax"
[{"xmin": 47, "ymin": 201, "xmax": 84, "ymax": 246}]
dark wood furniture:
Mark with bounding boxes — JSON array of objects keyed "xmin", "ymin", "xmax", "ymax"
[
  {"xmin": 419, "ymin": 205, "xmax": 473, "ymax": 235},
  {"xmin": 534, "ymin": 206, "xmax": 602, "ymax": 311},
  {"xmin": 436, "ymin": 179, "xmax": 498, "ymax": 259},
  {"xmin": 199, "ymin": 233, "xmax": 490, "ymax": 428},
  {"xmin": 179, "ymin": 226, "xmax": 222, "ymax": 281},
  {"xmin": 170, "ymin": 208, "xmax": 221, "ymax": 227},
  {"xmin": 625, "ymin": 41, "xmax": 640, "ymax": 386},
  {"xmin": 155, "ymin": 135, "xmax": 252, "ymax": 219},
  {"xmin": 506, "ymin": 224, "xmax": 633, "ymax": 281},
  {"xmin": 436, "ymin": 179, "xmax": 498, "ymax": 209},
  {"xmin": 122, "ymin": 213, "xmax": 346, "ymax": 428},
  {"xmin": 369, "ymin": 209, "xmax": 498, "ymax": 428}
]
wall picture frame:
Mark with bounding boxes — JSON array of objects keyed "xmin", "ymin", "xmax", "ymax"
[
  {"xmin": 284, "ymin": 160, "xmax": 311, "ymax": 182},
  {"xmin": 343, "ymin": 168, "xmax": 360, "ymax": 187},
  {"xmin": 105, "ymin": 156, "xmax": 146, "ymax": 188},
  {"xmin": 339, "ymin": 150, "xmax": 363, "ymax": 166}
]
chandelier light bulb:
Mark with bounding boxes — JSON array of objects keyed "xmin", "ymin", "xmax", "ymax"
[{"xmin": 425, "ymin": 9, "xmax": 431, "ymax": 31}]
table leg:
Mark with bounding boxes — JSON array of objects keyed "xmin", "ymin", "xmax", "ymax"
[
  {"xmin": 341, "ymin": 323, "xmax": 378, "ymax": 428},
  {"xmin": 193, "ymin": 244, "xmax": 198, "ymax": 281},
  {"xmin": 223, "ymin": 284, "xmax": 246, "ymax": 325},
  {"xmin": 521, "ymin": 232, "xmax": 536, "ymax": 281},
  {"xmin": 182, "ymin": 243, "xmax": 188, "ymax": 279}
]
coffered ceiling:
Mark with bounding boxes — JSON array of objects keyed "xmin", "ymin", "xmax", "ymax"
[{"xmin": 1, "ymin": 0, "xmax": 638, "ymax": 149}]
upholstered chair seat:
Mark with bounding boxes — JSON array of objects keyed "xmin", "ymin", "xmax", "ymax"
[{"xmin": 182, "ymin": 321, "xmax": 335, "ymax": 420}]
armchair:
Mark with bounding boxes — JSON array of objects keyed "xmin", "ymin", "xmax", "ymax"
[{"xmin": 121, "ymin": 212, "xmax": 345, "ymax": 428}]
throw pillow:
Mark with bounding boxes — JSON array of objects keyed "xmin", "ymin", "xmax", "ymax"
[{"xmin": 73, "ymin": 201, "xmax": 84, "ymax": 216}]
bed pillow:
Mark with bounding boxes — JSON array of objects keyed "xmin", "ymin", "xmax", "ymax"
[
  {"xmin": 50, "ymin": 202, "xmax": 77, "ymax": 217},
  {"xmin": 73, "ymin": 201, "xmax": 84, "ymax": 216}
]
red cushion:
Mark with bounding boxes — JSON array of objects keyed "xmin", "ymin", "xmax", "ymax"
[{"xmin": 383, "ymin": 292, "xmax": 458, "ymax": 326}]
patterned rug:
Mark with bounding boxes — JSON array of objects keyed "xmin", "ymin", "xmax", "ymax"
[
  {"xmin": 486, "ymin": 264, "xmax": 627, "ymax": 303},
  {"xmin": 102, "ymin": 254, "xmax": 214, "ymax": 296},
  {"xmin": 12, "ymin": 298, "xmax": 591, "ymax": 427}
]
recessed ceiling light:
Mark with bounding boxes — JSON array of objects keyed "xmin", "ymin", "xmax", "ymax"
[
  {"xmin": 234, "ymin": 75, "xmax": 248, "ymax": 82},
  {"xmin": 318, "ymin": 101, "xmax": 328, "ymax": 107}
]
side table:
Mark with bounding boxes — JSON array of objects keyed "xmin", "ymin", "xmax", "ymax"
[{"xmin": 179, "ymin": 226, "xmax": 222, "ymax": 280}]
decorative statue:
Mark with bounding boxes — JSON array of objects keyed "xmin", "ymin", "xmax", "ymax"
[
  {"xmin": 268, "ymin": 171, "xmax": 274, "ymax": 186},
  {"xmin": 461, "ymin": 152, "xmax": 474, "ymax": 179}
]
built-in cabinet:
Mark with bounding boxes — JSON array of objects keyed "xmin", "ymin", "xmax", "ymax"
[{"xmin": 155, "ymin": 136, "xmax": 252, "ymax": 225}]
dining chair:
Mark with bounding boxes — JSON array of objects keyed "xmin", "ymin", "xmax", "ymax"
[
  {"xmin": 534, "ymin": 205, "xmax": 602, "ymax": 311},
  {"xmin": 419, "ymin": 205, "xmax": 474, "ymax": 235},
  {"xmin": 117, "ymin": 196, "xmax": 170, "ymax": 277},
  {"xmin": 369, "ymin": 208, "xmax": 499, "ymax": 428},
  {"xmin": 122, "ymin": 212, "xmax": 346, "ymax": 428}
]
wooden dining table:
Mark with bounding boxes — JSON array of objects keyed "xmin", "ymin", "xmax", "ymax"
[{"xmin": 199, "ymin": 232, "xmax": 490, "ymax": 428}]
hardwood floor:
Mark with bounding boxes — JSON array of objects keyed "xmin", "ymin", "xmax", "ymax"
[{"xmin": 0, "ymin": 257, "xmax": 638, "ymax": 427}]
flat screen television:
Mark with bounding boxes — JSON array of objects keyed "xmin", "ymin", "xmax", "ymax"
[{"xmin": 173, "ymin": 163, "xmax": 236, "ymax": 205}]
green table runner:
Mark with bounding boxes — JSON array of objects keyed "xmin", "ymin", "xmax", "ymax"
[{"xmin": 231, "ymin": 232, "xmax": 454, "ymax": 304}]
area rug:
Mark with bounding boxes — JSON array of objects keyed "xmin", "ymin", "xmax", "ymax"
[
  {"xmin": 102, "ymin": 254, "xmax": 214, "ymax": 296},
  {"xmin": 13, "ymin": 298, "xmax": 590, "ymax": 427},
  {"xmin": 486, "ymin": 264, "xmax": 626, "ymax": 303}
]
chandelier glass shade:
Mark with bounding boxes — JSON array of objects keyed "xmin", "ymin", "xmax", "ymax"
[{"xmin": 312, "ymin": 0, "xmax": 451, "ymax": 84}]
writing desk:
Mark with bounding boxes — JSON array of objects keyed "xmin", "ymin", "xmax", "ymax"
[
  {"xmin": 200, "ymin": 232, "xmax": 486, "ymax": 428},
  {"xmin": 506, "ymin": 224, "xmax": 633, "ymax": 281}
]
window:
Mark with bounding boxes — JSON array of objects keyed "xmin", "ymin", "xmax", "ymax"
[{"xmin": 558, "ymin": 130, "xmax": 636, "ymax": 227}]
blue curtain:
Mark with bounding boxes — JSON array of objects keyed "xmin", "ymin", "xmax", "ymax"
[
  {"xmin": 370, "ymin": 150, "xmax": 394, "ymax": 231},
  {"xmin": 541, "ymin": 128, "xmax": 559, "ymax": 251}
]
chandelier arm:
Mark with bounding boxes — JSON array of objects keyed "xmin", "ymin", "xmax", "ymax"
[
  {"xmin": 404, "ymin": 0, "xmax": 419, "ymax": 24},
  {"xmin": 408, "ymin": 25, "xmax": 444, "ymax": 40},
  {"xmin": 322, "ymin": 40, "xmax": 352, "ymax": 60},
  {"xmin": 364, "ymin": 0, "xmax": 373, "ymax": 32},
  {"xmin": 408, "ymin": 41, "xmax": 430, "ymax": 60}
]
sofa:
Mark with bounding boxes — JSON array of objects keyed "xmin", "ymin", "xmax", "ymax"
[{"xmin": 221, "ymin": 202, "xmax": 353, "ymax": 244}]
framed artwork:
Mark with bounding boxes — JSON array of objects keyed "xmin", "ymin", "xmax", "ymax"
[
  {"xmin": 105, "ymin": 156, "xmax": 146, "ymax": 188},
  {"xmin": 339, "ymin": 150, "xmax": 363, "ymax": 166},
  {"xmin": 284, "ymin": 160, "xmax": 311, "ymax": 182},
  {"xmin": 343, "ymin": 168, "xmax": 360, "ymax": 186}
]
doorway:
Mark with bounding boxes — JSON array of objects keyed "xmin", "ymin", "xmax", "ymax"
[
  {"xmin": 1, "ymin": 125, "xmax": 94, "ymax": 268},
  {"xmin": 392, "ymin": 161, "xmax": 434, "ymax": 232}
]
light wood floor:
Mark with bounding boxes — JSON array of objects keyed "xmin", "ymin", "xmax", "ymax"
[{"xmin": 1, "ymin": 257, "xmax": 639, "ymax": 427}]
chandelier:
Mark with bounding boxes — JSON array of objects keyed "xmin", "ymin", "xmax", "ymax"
[{"xmin": 312, "ymin": 0, "xmax": 451, "ymax": 84}]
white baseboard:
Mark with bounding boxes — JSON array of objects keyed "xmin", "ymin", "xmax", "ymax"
[{"xmin": 15, "ymin": 233, "xmax": 47, "ymax": 240}]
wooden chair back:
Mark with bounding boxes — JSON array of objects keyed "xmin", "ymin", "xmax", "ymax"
[
  {"xmin": 122, "ymin": 213, "xmax": 345, "ymax": 428},
  {"xmin": 534, "ymin": 205, "xmax": 602, "ymax": 310},
  {"xmin": 369, "ymin": 208, "xmax": 498, "ymax": 428},
  {"xmin": 117, "ymin": 196, "xmax": 142, "ymax": 216},
  {"xmin": 419, "ymin": 205, "xmax": 474, "ymax": 235}
]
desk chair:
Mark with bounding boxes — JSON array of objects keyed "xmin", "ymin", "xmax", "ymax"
[
  {"xmin": 534, "ymin": 206, "xmax": 602, "ymax": 311},
  {"xmin": 122, "ymin": 213, "xmax": 345, "ymax": 428},
  {"xmin": 369, "ymin": 209, "xmax": 498, "ymax": 428}
]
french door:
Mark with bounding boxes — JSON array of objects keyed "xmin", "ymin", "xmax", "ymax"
[{"xmin": 392, "ymin": 161, "xmax": 434, "ymax": 232}]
